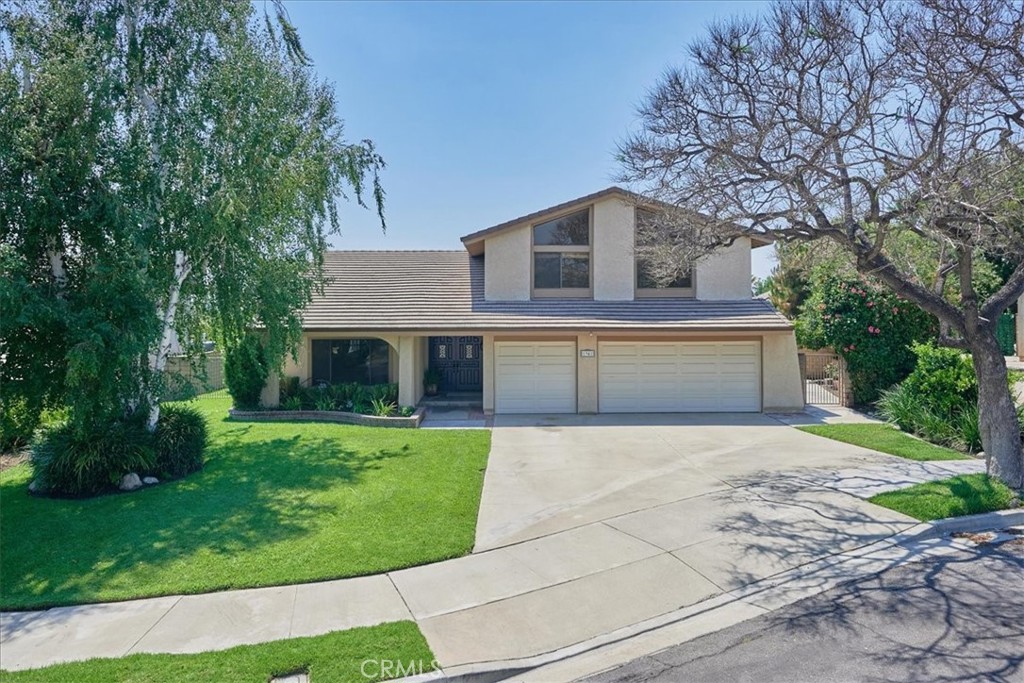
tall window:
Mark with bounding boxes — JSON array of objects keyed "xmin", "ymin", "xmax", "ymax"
[
  {"xmin": 635, "ymin": 208, "xmax": 695, "ymax": 297},
  {"xmin": 311, "ymin": 339, "xmax": 390, "ymax": 385},
  {"xmin": 532, "ymin": 209, "xmax": 591, "ymax": 297}
]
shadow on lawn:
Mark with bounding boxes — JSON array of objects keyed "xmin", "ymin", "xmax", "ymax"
[{"xmin": 0, "ymin": 426, "xmax": 414, "ymax": 610}]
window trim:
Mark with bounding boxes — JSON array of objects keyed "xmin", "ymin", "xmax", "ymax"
[
  {"xmin": 531, "ymin": 206, "xmax": 594, "ymax": 299},
  {"xmin": 634, "ymin": 207, "xmax": 696, "ymax": 299}
]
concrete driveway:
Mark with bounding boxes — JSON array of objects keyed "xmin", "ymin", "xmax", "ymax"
[{"xmin": 476, "ymin": 413, "xmax": 904, "ymax": 551}]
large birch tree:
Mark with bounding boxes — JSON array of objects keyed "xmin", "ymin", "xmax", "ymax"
[{"xmin": 0, "ymin": 0, "xmax": 383, "ymax": 437}]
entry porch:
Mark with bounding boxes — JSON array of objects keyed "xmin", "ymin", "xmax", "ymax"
[{"xmin": 264, "ymin": 333, "xmax": 483, "ymax": 409}]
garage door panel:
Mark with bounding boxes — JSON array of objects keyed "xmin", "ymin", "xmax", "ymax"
[
  {"xmin": 599, "ymin": 341, "xmax": 761, "ymax": 413},
  {"xmin": 495, "ymin": 341, "xmax": 576, "ymax": 414}
]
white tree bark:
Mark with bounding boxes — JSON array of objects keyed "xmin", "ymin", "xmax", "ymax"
[
  {"xmin": 146, "ymin": 249, "xmax": 190, "ymax": 431},
  {"xmin": 46, "ymin": 245, "xmax": 67, "ymax": 295}
]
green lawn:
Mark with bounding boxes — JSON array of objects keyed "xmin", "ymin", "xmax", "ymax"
[
  {"xmin": 0, "ymin": 391, "xmax": 490, "ymax": 610},
  {"xmin": 0, "ymin": 621, "xmax": 434, "ymax": 682},
  {"xmin": 869, "ymin": 473, "xmax": 1018, "ymax": 521},
  {"xmin": 798, "ymin": 423, "xmax": 968, "ymax": 461}
]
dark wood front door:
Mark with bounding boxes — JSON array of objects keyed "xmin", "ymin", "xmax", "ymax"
[{"xmin": 429, "ymin": 336, "xmax": 482, "ymax": 392}]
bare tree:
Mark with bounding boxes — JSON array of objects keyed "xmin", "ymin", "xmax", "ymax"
[{"xmin": 619, "ymin": 0, "xmax": 1024, "ymax": 488}]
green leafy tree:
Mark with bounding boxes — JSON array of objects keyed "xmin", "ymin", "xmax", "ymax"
[{"xmin": 0, "ymin": 1, "xmax": 384, "ymax": 444}]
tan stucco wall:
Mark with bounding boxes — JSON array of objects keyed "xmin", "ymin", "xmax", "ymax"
[
  {"xmin": 272, "ymin": 327, "xmax": 801, "ymax": 414},
  {"xmin": 484, "ymin": 228, "xmax": 531, "ymax": 301},
  {"xmin": 482, "ymin": 333, "xmax": 495, "ymax": 412},
  {"xmin": 577, "ymin": 333, "xmax": 599, "ymax": 412},
  {"xmin": 260, "ymin": 372, "xmax": 280, "ymax": 408},
  {"xmin": 481, "ymin": 199, "xmax": 753, "ymax": 302},
  {"xmin": 1017, "ymin": 294, "xmax": 1023, "ymax": 360},
  {"xmin": 762, "ymin": 331, "xmax": 804, "ymax": 412},
  {"xmin": 592, "ymin": 197, "xmax": 635, "ymax": 301},
  {"xmin": 694, "ymin": 238, "xmax": 753, "ymax": 301},
  {"xmin": 397, "ymin": 335, "xmax": 428, "ymax": 407}
]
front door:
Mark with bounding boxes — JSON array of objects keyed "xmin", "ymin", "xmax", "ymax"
[{"xmin": 429, "ymin": 336, "xmax": 483, "ymax": 393}]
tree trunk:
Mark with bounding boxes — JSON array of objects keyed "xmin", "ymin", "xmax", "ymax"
[
  {"xmin": 146, "ymin": 250, "xmax": 190, "ymax": 432},
  {"xmin": 968, "ymin": 329, "xmax": 1024, "ymax": 490}
]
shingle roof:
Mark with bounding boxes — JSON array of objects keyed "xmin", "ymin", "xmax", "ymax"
[{"xmin": 301, "ymin": 251, "xmax": 793, "ymax": 332}]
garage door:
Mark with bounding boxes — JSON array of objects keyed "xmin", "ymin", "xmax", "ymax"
[
  {"xmin": 495, "ymin": 341, "xmax": 577, "ymax": 413},
  {"xmin": 598, "ymin": 341, "xmax": 761, "ymax": 412}
]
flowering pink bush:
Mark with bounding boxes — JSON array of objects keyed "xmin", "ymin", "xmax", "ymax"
[{"xmin": 798, "ymin": 274, "xmax": 937, "ymax": 403}]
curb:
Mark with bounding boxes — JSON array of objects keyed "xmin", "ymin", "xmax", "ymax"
[{"xmin": 398, "ymin": 507, "xmax": 1024, "ymax": 683}]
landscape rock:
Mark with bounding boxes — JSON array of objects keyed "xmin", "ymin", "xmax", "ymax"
[
  {"xmin": 142, "ymin": 476, "xmax": 159, "ymax": 485},
  {"xmin": 119, "ymin": 473, "xmax": 143, "ymax": 491}
]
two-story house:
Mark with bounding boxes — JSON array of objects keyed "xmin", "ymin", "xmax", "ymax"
[{"xmin": 266, "ymin": 187, "xmax": 804, "ymax": 414}]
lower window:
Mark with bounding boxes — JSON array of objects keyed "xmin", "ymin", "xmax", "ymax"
[
  {"xmin": 534, "ymin": 253, "xmax": 591, "ymax": 290},
  {"xmin": 311, "ymin": 339, "xmax": 390, "ymax": 385}
]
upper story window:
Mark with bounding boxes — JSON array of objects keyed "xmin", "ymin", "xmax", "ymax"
[
  {"xmin": 532, "ymin": 209, "xmax": 592, "ymax": 297},
  {"xmin": 635, "ymin": 208, "xmax": 695, "ymax": 297}
]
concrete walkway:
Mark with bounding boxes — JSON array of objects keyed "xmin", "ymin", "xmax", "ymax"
[{"xmin": 0, "ymin": 416, "xmax": 986, "ymax": 673}]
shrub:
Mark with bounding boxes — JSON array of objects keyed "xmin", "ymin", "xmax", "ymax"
[
  {"xmin": 899, "ymin": 343, "xmax": 977, "ymax": 417},
  {"xmin": 314, "ymin": 391, "xmax": 335, "ymax": 412},
  {"xmin": 370, "ymin": 397, "xmax": 397, "ymax": 417},
  {"xmin": 798, "ymin": 274, "xmax": 936, "ymax": 403},
  {"xmin": 0, "ymin": 396, "xmax": 41, "ymax": 452},
  {"xmin": 224, "ymin": 334, "xmax": 269, "ymax": 409},
  {"xmin": 876, "ymin": 383, "xmax": 918, "ymax": 433},
  {"xmin": 154, "ymin": 405, "xmax": 208, "ymax": 479},
  {"xmin": 369, "ymin": 383, "xmax": 399, "ymax": 403},
  {"xmin": 282, "ymin": 395, "xmax": 302, "ymax": 411},
  {"xmin": 877, "ymin": 343, "xmax": 1021, "ymax": 453},
  {"xmin": 952, "ymin": 404, "xmax": 982, "ymax": 453},
  {"xmin": 279, "ymin": 376, "xmax": 301, "ymax": 402},
  {"xmin": 31, "ymin": 419, "xmax": 155, "ymax": 496}
]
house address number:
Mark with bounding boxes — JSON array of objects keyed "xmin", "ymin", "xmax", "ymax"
[{"xmin": 580, "ymin": 349, "xmax": 596, "ymax": 358}]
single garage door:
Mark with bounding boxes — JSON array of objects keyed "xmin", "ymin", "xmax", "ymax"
[
  {"xmin": 599, "ymin": 341, "xmax": 761, "ymax": 413},
  {"xmin": 495, "ymin": 341, "xmax": 577, "ymax": 413}
]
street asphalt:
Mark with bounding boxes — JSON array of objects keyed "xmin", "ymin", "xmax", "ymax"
[{"xmin": 584, "ymin": 537, "xmax": 1024, "ymax": 683}]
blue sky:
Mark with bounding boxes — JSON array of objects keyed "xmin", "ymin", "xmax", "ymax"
[{"xmin": 284, "ymin": 0, "xmax": 776, "ymax": 278}]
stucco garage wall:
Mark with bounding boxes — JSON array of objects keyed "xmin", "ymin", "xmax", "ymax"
[
  {"xmin": 484, "ymin": 228, "xmax": 531, "ymax": 301},
  {"xmin": 482, "ymin": 329, "xmax": 801, "ymax": 414},
  {"xmin": 694, "ymin": 238, "xmax": 753, "ymax": 300},
  {"xmin": 762, "ymin": 330, "xmax": 804, "ymax": 411}
]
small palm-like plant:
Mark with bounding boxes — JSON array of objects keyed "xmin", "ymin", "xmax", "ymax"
[
  {"xmin": 370, "ymin": 398, "xmax": 397, "ymax": 417},
  {"xmin": 314, "ymin": 392, "xmax": 335, "ymax": 412}
]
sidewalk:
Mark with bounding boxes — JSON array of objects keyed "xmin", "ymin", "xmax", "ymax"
[{"xmin": 0, "ymin": 455, "xmax": 986, "ymax": 674}]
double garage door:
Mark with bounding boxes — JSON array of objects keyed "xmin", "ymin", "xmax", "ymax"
[
  {"xmin": 598, "ymin": 341, "xmax": 761, "ymax": 412},
  {"xmin": 493, "ymin": 340, "xmax": 761, "ymax": 414}
]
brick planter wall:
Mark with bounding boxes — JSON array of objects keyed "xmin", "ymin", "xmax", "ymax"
[{"xmin": 228, "ymin": 407, "xmax": 425, "ymax": 429}]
